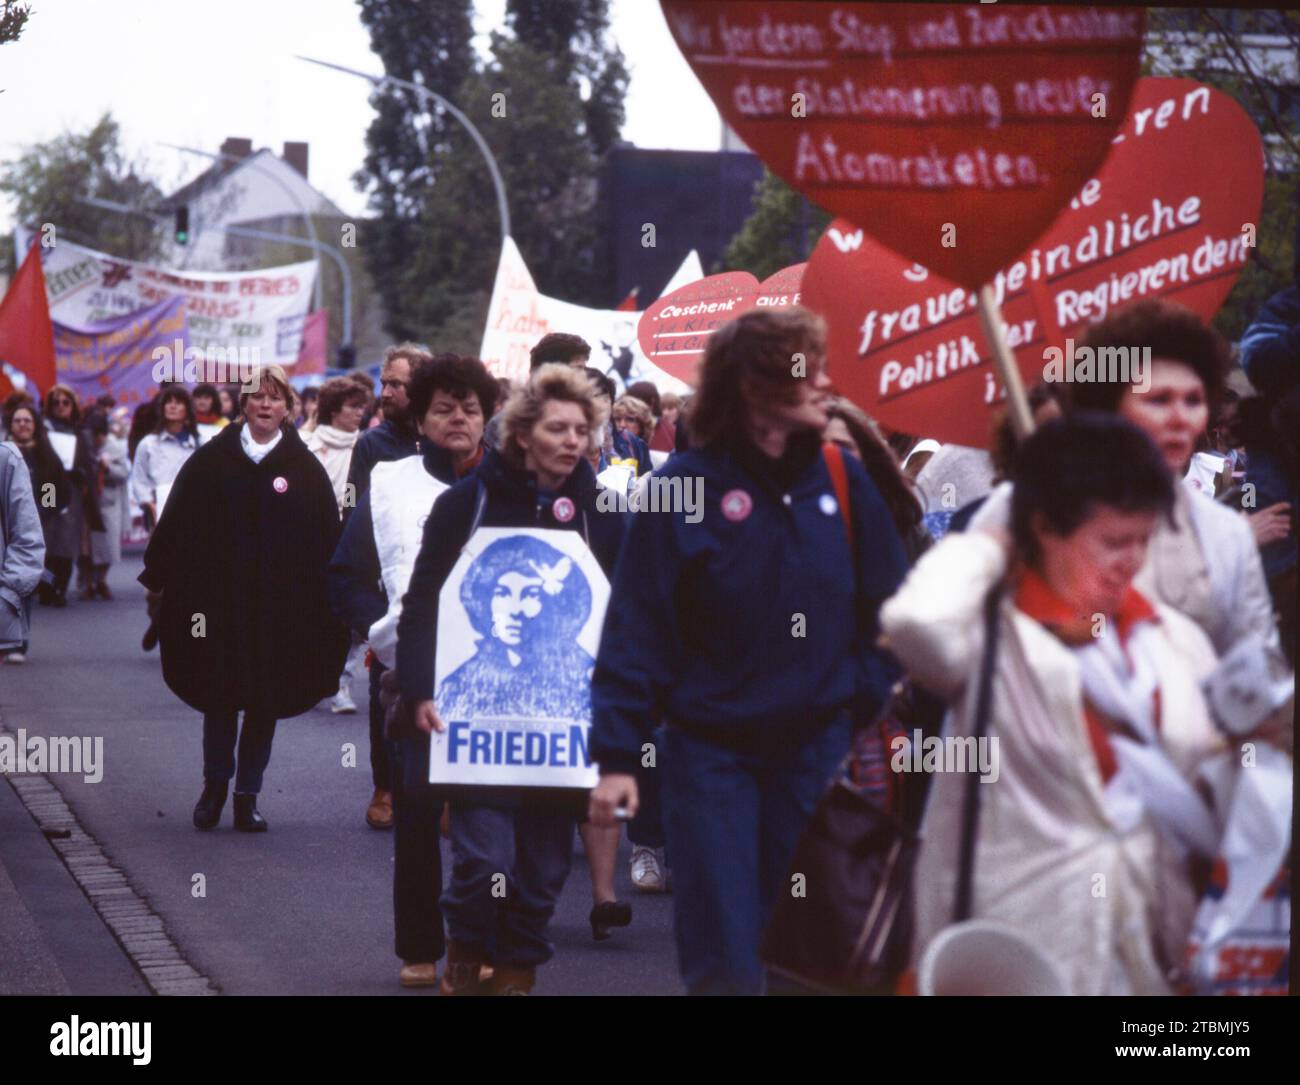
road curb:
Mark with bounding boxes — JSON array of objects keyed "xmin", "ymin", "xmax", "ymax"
[{"xmin": 0, "ymin": 721, "xmax": 220, "ymax": 996}]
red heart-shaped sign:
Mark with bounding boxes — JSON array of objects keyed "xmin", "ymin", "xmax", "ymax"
[
  {"xmin": 637, "ymin": 264, "xmax": 807, "ymax": 385},
  {"xmin": 802, "ymin": 78, "xmax": 1264, "ymax": 447},
  {"xmin": 661, "ymin": 1, "xmax": 1145, "ymax": 288}
]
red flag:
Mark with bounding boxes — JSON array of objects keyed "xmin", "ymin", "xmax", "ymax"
[
  {"xmin": 614, "ymin": 287, "xmax": 639, "ymax": 312},
  {"xmin": 0, "ymin": 243, "xmax": 57, "ymax": 394},
  {"xmin": 293, "ymin": 310, "xmax": 329, "ymax": 375}
]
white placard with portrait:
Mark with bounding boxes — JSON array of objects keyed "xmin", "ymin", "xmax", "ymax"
[{"xmin": 430, "ymin": 526, "xmax": 609, "ymax": 789}]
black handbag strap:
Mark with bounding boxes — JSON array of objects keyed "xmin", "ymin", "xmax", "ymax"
[{"xmin": 953, "ymin": 586, "xmax": 1003, "ymax": 924}]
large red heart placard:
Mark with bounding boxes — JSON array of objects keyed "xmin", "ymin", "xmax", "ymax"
[
  {"xmin": 637, "ymin": 264, "xmax": 807, "ymax": 385},
  {"xmin": 801, "ymin": 78, "xmax": 1264, "ymax": 447},
  {"xmin": 661, "ymin": 1, "xmax": 1146, "ymax": 289}
]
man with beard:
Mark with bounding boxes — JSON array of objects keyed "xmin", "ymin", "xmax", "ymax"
[{"xmin": 345, "ymin": 344, "xmax": 431, "ymax": 519}]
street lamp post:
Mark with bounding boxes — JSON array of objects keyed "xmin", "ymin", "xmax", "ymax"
[{"xmin": 295, "ymin": 55, "xmax": 511, "ymax": 248}]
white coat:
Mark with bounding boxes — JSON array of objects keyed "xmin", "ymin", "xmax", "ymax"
[{"xmin": 880, "ymin": 532, "xmax": 1226, "ymax": 995}]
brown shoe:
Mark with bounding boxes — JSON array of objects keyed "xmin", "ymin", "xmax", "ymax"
[
  {"xmin": 439, "ymin": 942, "xmax": 488, "ymax": 996},
  {"xmin": 365, "ymin": 788, "xmax": 393, "ymax": 830},
  {"xmin": 490, "ymin": 965, "xmax": 536, "ymax": 996},
  {"xmin": 399, "ymin": 962, "xmax": 439, "ymax": 988}
]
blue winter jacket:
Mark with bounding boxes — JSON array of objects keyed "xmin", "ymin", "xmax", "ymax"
[
  {"xmin": 1239, "ymin": 286, "xmax": 1300, "ymax": 401},
  {"xmin": 590, "ymin": 433, "xmax": 908, "ymax": 775},
  {"xmin": 328, "ymin": 439, "xmax": 464, "ymax": 639},
  {"xmin": 344, "ymin": 417, "xmax": 420, "ymax": 522},
  {"xmin": 396, "ymin": 448, "xmax": 626, "ymax": 705}
]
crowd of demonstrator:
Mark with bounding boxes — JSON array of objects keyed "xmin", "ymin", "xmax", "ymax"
[{"xmin": 0, "ymin": 289, "xmax": 1293, "ymax": 997}]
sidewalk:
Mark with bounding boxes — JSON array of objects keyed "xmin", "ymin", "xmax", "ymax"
[{"xmin": 0, "ymin": 764, "xmax": 148, "ymax": 996}]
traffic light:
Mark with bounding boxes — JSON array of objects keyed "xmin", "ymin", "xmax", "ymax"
[{"xmin": 174, "ymin": 206, "xmax": 189, "ymax": 245}]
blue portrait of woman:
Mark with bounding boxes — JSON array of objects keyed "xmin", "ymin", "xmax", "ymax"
[{"xmin": 437, "ymin": 534, "xmax": 595, "ymax": 722}]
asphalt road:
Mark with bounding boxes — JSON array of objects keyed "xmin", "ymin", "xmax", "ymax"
[{"xmin": 0, "ymin": 554, "xmax": 683, "ymax": 996}]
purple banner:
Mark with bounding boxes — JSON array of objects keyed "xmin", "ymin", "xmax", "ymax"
[{"xmin": 53, "ymin": 297, "xmax": 189, "ymax": 411}]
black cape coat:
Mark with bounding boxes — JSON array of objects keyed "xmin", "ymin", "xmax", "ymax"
[{"xmin": 139, "ymin": 422, "xmax": 349, "ymax": 719}]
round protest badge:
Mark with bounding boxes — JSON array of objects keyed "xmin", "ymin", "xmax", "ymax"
[
  {"xmin": 721, "ymin": 489, "xmax": 753, "ymax": 523},
  {"xmin": 819, "ymin": 494, "xmax": 839, "ymax": 516},
  {"xmin": 552, "ymin": 496, "xmax": 576, "ymax": 523},
  {"xmin": 272, "ymin": 477, "xmax": 288, "ymax": 494}
]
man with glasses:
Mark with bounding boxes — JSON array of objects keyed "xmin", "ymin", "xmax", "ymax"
[{"xmin": 344, "ymin": 344, "xmax": 431, "ymax": 521}]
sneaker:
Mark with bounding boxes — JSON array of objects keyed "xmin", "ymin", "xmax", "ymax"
[
  {"xmin": 630, "ymin": 845, "xmax": 670, "ymax": 893},
  {"xmin": 4, "ymin": 652, "xmax": 26, "ymax": 665},
  {"xmin": 330, "ymin": 688, "xmax": 357, "ymax": 714}
]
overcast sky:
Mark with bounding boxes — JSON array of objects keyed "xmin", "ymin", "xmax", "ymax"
[{"xmin": 0, "ymin": 0, "xmax": 721, "ymax": 233}]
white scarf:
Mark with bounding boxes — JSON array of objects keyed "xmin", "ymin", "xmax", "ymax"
[
  {"xmin": 240, "ymin": 424, "xmax": 282, "ymax": 464},
  {"xmin": 1073, "ymin": 622, "xmax": 1220, "ymax": 859}
]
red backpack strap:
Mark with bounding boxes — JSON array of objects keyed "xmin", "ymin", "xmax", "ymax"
[{"xmin": 822, "ymin": 441, "xmax": 854, "ymax": 552}]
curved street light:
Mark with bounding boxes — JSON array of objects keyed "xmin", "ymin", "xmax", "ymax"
[{"xmin": 296, "ymin": 55, "xmax": 511, "ymax": 248}]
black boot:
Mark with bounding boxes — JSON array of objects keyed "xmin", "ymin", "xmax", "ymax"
[
  {"xmin": 192, "ymin": 781, "xmax": 228, "ymax": 830},
  {"xmin": 233, "ymin": 793, "xmax": 268, "ymax": 833}
]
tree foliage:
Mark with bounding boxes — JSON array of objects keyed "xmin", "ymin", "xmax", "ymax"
[
  {"xmin": 1145, "ymin": 8, "xmax": 1299, "ymax": 342},
  {"xmin": 0, "ymin": 113, "xmax": 165, "ymax": 276},
  {"xmin": 354, "ymin": 0, "xmax": 627, "ymax": 353},
  {"xmin": 723, "ymin": 169, "xmax": 831, "ymax": 281},
  {"xmin": 0, "ymin": 0, "xmax": 30, "ymax": 47}
]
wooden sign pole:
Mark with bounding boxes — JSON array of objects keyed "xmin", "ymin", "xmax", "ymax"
[{"xmin": 976, "ymin": 285, "xmax": 1034, "ymax": 441}]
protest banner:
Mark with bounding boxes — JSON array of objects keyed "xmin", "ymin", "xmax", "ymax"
[
  {"xmin": 15, "ymin": 231, "xmax": 317, "ymax": 370},
  {"xmin": 478, "ymin": 236, "xmax": 698, "ymax": 392},
  {"xmin": 430, "ymin": 527, "xmax": 609, "ymax": 789},
  {"xmin": 660, "ymin": 1, "xmax": 1145, "ymax": 289},
  {"xmin": 636, "ymin": 263, "xmax": 807, "ymax": 385},
  {"xmin": 801, "ymin": 78, "xmax": 1264, "ymax": 447},
  {"xmin": 52, "ymin": 297, "xmax": 189, "ymax": 411}
]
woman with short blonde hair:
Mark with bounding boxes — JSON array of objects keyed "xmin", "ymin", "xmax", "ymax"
[{"xmin": 497, "ymin": 363, "xmax": 604, "ymax": 467}]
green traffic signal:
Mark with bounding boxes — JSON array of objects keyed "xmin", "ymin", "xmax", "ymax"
[{"xmin": 175, "ymin": 206, "xmax": 189, "ymax": 245}]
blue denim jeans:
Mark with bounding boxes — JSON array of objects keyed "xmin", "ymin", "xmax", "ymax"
[
  {"xmin": 202, "ymin": 711, "xmax": 277, "ymax": 794},
  {"xmin": 388, "ymin": 730, "xmax": 446, "ymax": 964},
  {"xmin": 441, "ymin": 803, "xmax": 575, "ymax": 968},
  {"xmin": 661, "ymin": 713, "xmax": 851, "ymax": 995}
]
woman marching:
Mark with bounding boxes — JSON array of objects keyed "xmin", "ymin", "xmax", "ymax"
[
  {"xmin": 40, "ymin": 385, "xmax": 94, "ymax": 607},
  {"xmin": 882, "ymin": 414, "xmax": 1231, "ymax": 994},
  {"xmin": 396, "ymin": 364, "xmax": 624, "ymax": 995},
  {"xmin": 2, "ymin": 402, "xmax": 67, "ymax": 662},
  {"xmin": 589, "ymin": 307, "xmax": 909, "ymax": 995},
  {"xmin": 306, "ymin": 375, "xmax": 373, "ymax": 715},
  {"xmin": 131, "ymin": 385, "xmax": 200, "ymax": 651},
  {"xmin": 139, "ymin": 367, "xmax": 349, "ymax": 831}
]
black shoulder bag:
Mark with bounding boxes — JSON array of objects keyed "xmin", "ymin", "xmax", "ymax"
[{"xmin": 760, "ymin": 586, "xmax": 1003, "ymax": 994}]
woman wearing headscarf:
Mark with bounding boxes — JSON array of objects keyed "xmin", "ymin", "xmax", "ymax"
[
  {"xmin": 882, "ymin": 414, "xmax": 1231, "ymax": 995},
  {"xmin": 589, "ymin": 307, "xmax": 909, "ymax": 995},
  {"xmin": 139, "ymin": 366, "xmax": 349, "ymax": 832},
  {"xmin": 396, "ymin": 364, "xmax": 625, "ymax": 995}
]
